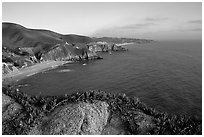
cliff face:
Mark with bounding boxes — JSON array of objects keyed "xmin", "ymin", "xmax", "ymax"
[
  {"xmin": 2, "ymin": 63, "xmax": 17, "ymax": 75},
  {"xmin": 41, "ymin": 43, "xmax": 74, "ymax": 61},
  {"xmin": 40, "ymin": 43, "xmax": 101, "ymax": 62},
  {"xmin": 2, "ymin": 46, "xmax": 39, "ymax": 75},
  {"xmin": 87, "ymin": 42, "xmax": 127, "ymax": 52}
]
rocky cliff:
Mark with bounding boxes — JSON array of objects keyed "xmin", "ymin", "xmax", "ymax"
[
  {"xmin": 2, "ymin": 86, "xmax": 202, "ymax": 135},
  {"xmin": 87, "ymin": 41, "xmax": 127, "ymax": 52},
  {"xmin": 2, "ymin": 46, "xmax": 39, "ymax": 75},
  {"xmin": 2, "ymin": 62, "xmax": 18, "ymax": 75},
  {"xmin": 40, "ymin": 43, "xmax": 102, "ymax": 62}
]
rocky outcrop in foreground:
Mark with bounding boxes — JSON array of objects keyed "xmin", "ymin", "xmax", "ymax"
[
  {"xmin": 2, "ymin": 86, "xmax": 202, "ymax": 135},
  {"xmin": 40, "ymin": 101, "xmax": 109, "ymax": 135}
]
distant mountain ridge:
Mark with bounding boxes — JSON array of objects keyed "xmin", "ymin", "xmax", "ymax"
[
  {"xmin": 2, "ymin": 22, "xmax": 153, "ymax": 50},
  {"xmin": 2, "ymin": 22, "xmax": 93, "ymax": 49},
  {"xmin": 93, "ymin": 37, "xmax": 153, "ymax": 44}
]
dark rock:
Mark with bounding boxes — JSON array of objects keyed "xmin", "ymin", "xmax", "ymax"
[
  {"xmin": 102, "ymin": 114, "xmax": 126, "ymax": 135},
  {"xmin": 133, "ymin": 112, "xmax": 155, "ymax": 134}
]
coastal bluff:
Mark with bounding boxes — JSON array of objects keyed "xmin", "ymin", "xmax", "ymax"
[
  {"xmin": 2, "ymin": 86, "xmax": 202, "ymax": 135},
  {"xmin": 2, "ymin": 23, "xmax": 131, "ymax": 76},
  {"xmin": 2, "ymin": 22, "xmax": 152, "ymax": 76}
]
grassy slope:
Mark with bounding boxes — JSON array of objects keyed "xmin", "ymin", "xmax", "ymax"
[{"xmin": 2, "ymin": 22, "xmax": 93, "ymax": 54}]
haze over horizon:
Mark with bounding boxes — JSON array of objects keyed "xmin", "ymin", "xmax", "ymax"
[{"xmin": 2, "ymin": 2, "xmax": 202, "ymax": 41}]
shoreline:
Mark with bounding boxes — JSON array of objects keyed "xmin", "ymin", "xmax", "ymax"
[{"xmin": 2, "ymin": 60, "xmax": 71, "ymax": 85}]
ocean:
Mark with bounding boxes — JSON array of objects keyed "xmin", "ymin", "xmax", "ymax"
[{"xmin": 17, "ymin": 40, "xmax": 202, "ymax": 118}]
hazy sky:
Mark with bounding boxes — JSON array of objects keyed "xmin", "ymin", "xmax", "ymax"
[{"xmin": 2, "ymin": 2, "xmax": 202, "ymax": 40}]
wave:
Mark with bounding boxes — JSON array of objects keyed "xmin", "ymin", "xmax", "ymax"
[{"xmin": 57, "ymin": 69, "xmax": 72, "ymax": 73}]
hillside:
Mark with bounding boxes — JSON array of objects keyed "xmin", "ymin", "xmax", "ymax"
[
  {"xmin": 2, "ymin": 22, "xmax": 93, "ymax": 51},
  {"xmin": 2, "ymin": 22, "xmax": 101, "ymax": 74}
]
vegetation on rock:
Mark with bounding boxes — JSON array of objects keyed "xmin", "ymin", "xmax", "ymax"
[{"xmin": 2, "ymin": 85, "xmax": 202, "ymax": 135}]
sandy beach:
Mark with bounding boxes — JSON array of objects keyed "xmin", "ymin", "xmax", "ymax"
[{"xmin": 2, "ymin": 61, "xmax": 71, "ymax": 85}]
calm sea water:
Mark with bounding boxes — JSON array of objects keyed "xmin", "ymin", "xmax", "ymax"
[{"xmin": 18, "ymin": 40, "xmax": 202, "ymax": 118}]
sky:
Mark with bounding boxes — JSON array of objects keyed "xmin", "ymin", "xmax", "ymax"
[{"xmin": 2, "ymin": 2, "xmax": 202, "ymax": 40}]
